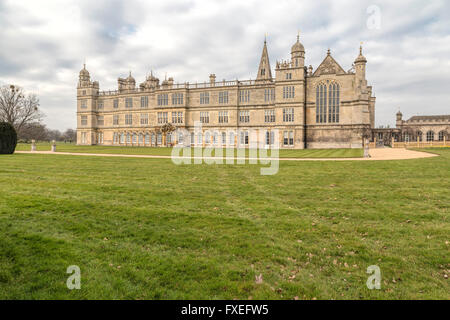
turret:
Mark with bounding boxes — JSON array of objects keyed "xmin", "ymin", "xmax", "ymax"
[
  {"xmin": 140, "ymin": 71, "xmax": 160, "ymax": 90},
  {"xmin": 396, "ymin": 111, "xmax": 403, "ymax": 128},
  {"xmin": 275, "ymin": 34, "xmax": 306, "ymax": 81},
  {"xmin": 78, "ymin": 64, "xmax": 91, "ymax": 88},
  {"xmin": 354, "ymin": 45, "xmax": 367, "ymax": 80},
  {"xmin": 118, "ymin": 71, "xmax": 136, "ymax": 92},
  {"xmin": 290, "ymin": 34, "xmax": 305, "ymax": 68},
  {"xmin": 77, "ymin": 63, "xmax": 99, "ymax": 97},
  {"xmin": 354, "ymin": 45, "xmax": 368, "ymax": 97}
]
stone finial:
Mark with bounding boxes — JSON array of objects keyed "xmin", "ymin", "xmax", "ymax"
[
  {"xmin": 51, "ymin": 140, "xmax": 56, "ymax": 152},
  {"xmin": 31, "ymin": 139, "xmax": 36, "ymax": 152}
]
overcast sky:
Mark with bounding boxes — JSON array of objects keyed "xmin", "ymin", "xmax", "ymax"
[{"xmin": 0, "ymin": 0, "xmax": 449, "ymax": 130}]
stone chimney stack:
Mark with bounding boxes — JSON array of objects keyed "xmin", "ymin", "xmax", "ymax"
[
  {"xmin": 209, "ymin": 74, "xmax": 216, "ymax": 86},
  {"xmin": 168, "ymin": 77, "xmax": 174, "ymax": 88}
]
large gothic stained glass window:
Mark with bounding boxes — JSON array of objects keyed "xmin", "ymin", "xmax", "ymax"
[{"xmin": 316, "ymin": 82, "xmax": 339, "ymax": 123}]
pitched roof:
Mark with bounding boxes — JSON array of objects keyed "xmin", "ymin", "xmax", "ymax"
[
  {"xmin": 313, "ymin": 50, "xmax": 346, "ymax": 76},
  {"xmin": 406, "ymin": 115, "xmax": 450, "ymax": 122}
]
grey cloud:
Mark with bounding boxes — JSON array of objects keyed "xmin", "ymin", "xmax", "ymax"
[{"xmin": 0, "ymin": 0, "xmax": 449, "ymax": 130}]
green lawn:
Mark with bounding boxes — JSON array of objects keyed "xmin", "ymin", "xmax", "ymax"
[
  {"xmin": 0, "ymin": 148, "xmax": 448, "ymax": 299},
  {"xmin": 15, "ymin": 142, "xmax": 363, "ymax": 158}
]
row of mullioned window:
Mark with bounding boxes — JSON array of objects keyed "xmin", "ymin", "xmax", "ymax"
[
  {"xmin": 239, "ymin": 110, "xmax": 249, "ymax": 123},
  {"xmin": 108, "ymin": 130, "xmax": 295, "ymax": 146},
  {"xmin": 200, "ymin": 92, "xmax": 210, "ymax": 104},
  {"xmin": 219, "ymin": 91, "xmax": 229, "ymax": 104},
  {"xmin": 283, "ymin": 108, "xmax": 294, "ymax": 122},
  {"xmin": 264, "ymin": 88, "xmax": 275, "ymax": 102},
  {"xmin": 125, "ymin": 114, "xmax": 133, "ymax": 125},
  {"xmin": 85, "ymin": 85, "xmax": 343, "ymax": 118},
  {"xmin": 82, "ymin": 108, "xmax": 296, "ymax": 127},
  {"xmin": 141, "ymin": 96, "xmax": 149, "ymax": 108},
  {"xmin": 83, "ymin": 89, "xmax": 277, "ymax": 109},
  {"xmin": 172, "ymin": 111, "xmax": 183, "ymax": 124},
  {"xmin": 157, "ymin": 112, "xmax": 168, "ymax": 124},
  {"xmin": 157, "ymin": 94, "xmax": 169, "ymax": 106},
  {"xmin": 283, "ymin": 86, "xmax": 295, "ymax": 99},
  {"xmin": 403, "ymin": 130, "xmax": 447, "ymax": 142},
  {"xmin": 115, "ymin": 113, "xmax": 177, "ymax": 126},
  {"xmin": 264, "ymin": 109, "xmax": 275, "ymax": 123},
  {"xmin": 239, "ymin": 90, "xmax": 250, "ymax": 103},
  {"xmin": 200, "ymin": 111, "xmax": 209, "ymax": 123},
  {"xmin": 172, "ymin": 93, "xmax": 183, "ymax": 105},
  {"xmin": 218, "ymin": 111, "xmax": 228, "ymax": 123}
]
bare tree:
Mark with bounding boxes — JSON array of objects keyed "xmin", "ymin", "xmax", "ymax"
[
  {"xmin": 63, "ymin": 129, "xmax": 76, "ymax": 143},
  {"xmin": 46, "ymin": 129, "xmax": 63, "ymax": 142},
  {"xmin": 0, "ymin": 85, "xmax": 43, "ymax": 134},
  {"xmin": 18, "ymin": 122, "xmax": 48, "ymax": 142}
]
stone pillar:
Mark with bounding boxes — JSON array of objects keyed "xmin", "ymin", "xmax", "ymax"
[
  {"xmin": 51, "ymin": 140, "xmax": 56, "ymax": 152},
  {"xmin": 391, "ymin": 137, "xmax": 395, "ymax": 148},
  {"xmin": 31, "ymin": 140, "xmax": 36, "ymax": 152}
]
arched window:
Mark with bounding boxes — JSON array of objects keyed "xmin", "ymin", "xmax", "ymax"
[
  {"xmin": 126, "ymin": 133, "xmax": 131, "ymax": 144},
  {"xmin": 145, "ymin": 133, "xmax": 150, "ymax": 145},
  {"xmin": 120, "ymin": 133, "xmax": 125, "ymax": 144},
  {"xmin": 229, "ymin": 132, "xmax": 234, "ymax": 146},
  {"xmin": 157, "ymin": 133, "xmax": 162, "ymax": 145},
  {"xmin": 403, "ymin": 132, "xmax": 410, "ymax": 142},
  {"xmin": 138, "ymin": 133, "xmax": 143, "ymax": 144},
  {"xmin": 426, "ymin": 131, "xmax": 434, "ymax": 142},
  {"xmin": 132, "ymin": 133, "xmax": 137, "ymax": 144},
  {"xmin": 438, "ymin": 131, "xmax": 445, "ymax": 141},
  {"xmin": 316, "ymin": 82, "xmax": 339, "ymax": 123},
  {"xmin": 417, "ymin": 131, "xmax": 422, "ymax": 142}
]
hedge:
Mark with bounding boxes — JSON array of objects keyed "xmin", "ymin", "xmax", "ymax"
[{"xmin": 0, "ymin": 122, "xmax": 17, "ymax": 154}]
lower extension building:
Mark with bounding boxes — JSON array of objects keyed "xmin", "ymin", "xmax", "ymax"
[
  {"xmin": 372, "ymin": 112, "xmax": 450, "ymax": 145},
  {"xmin": 76, "ymin": 34, "xmax": 376, "ymax": 149}
]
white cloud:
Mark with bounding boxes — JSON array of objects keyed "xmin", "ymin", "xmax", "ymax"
[{"xmin": 0, "ymin": 0, "xmax": 449, "ymax": 130}]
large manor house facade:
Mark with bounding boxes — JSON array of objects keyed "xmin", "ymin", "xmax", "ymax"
[{"xmin": 76, "ymin": 34, "xmax": 448, "ymax": 149}]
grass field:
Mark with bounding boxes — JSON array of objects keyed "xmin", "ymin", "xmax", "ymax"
[
  {"xmin": 15, "ymin": 142, "xmax": 364, "ymax": 158},
  {"xmin": 0, "ymin": 148, "xmax": 448, "ymax": 299}
]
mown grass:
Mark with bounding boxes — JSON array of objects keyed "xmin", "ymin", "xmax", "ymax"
[
  {"xmin": 0, "ymin": 148, "xmax": 448, "ymax": 299},
  {"xmin": 15, "ymin": 142, "xmax": 363, "ymax": 158}
]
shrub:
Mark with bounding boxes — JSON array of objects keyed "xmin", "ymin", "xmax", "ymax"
[{"xmin": 0, "ymin": 122, "xmax": 18, "ymax": 154}]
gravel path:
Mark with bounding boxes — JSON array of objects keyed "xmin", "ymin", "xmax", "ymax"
[{"xmin": 15, "ymin": 148, "xmax": 438, "ymax": 161}]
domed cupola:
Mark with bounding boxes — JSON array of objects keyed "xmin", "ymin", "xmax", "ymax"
[
  {"xmin": 355, "ymin": 45, "xmax": 367, "ymax": 64},
  {"xmin": 291, "ymin": 34, "xmax": 305, "ymax": 54},
  {"xmin": 79, "ymin": 64, "xmax": 90, "ymax": 81},
  {"xmin": 126, "ymin": 71, "xmax": 135, "ymax": 84},
  {"xmin": 290, "ymin": 33, "xmax": 305, "ymax": 67}
]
